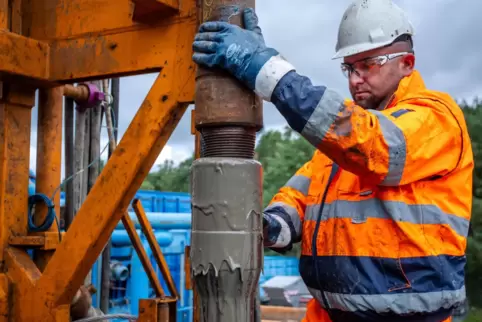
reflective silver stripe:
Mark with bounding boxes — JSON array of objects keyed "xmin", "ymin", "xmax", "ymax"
[
  {"xmin": 372, "ymin": 110, "xmax": 407, "ymax": 186},
  {"xmin": 269, "ymin": 214, "xmax": 292, "ymax": 248},
  {"xmin": 300, "ymin": 88, "xmax": 345, "ymax": 147},
  {"xmin": 254, "ymin": 54, "xmax": 296, "ymax": 101},
  {"xmin": 308, "ymin": 286, "xmax": 466, "ymax": 314},
  {"xmin": 304, "ymin": 199, "xmax": 469, "ymax": 237},
  {"xmin": 265, "ymin": 201, "xmax": 302, "ymax": 239},
  {"xmin": 284, "ymin": 175, "xmax": 311, "ymax": 196}
]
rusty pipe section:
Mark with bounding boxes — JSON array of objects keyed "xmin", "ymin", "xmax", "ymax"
[
  {"xmin": 63, "ymin": 84, "xmax": 105, "ymax": 109},
  {"xmin": 191, "ymin": 1, "xmax": 263, "ymax": 322},
  {"xmin": 63, "ymin": 84, "xmax": 90, "ymax": 102},
  {"xmin": 195, "ymin": 0, "xmax": 263, "ymax": 158}
]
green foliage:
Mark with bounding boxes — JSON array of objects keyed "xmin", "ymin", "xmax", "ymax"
[
  {"xmin": 459, "ymin": 99, "xmax": 482, "ymax": 309},
  {"xmin": 466, "ymin": 308, "xmax": 482, "ymax": 322},
  {"xmin": 142, "ymin": 156, "xmax": 194, "ymax": 192},
  {"xmin": 256, "ymin": 127, "xmax": 315, "ymax": 207}
]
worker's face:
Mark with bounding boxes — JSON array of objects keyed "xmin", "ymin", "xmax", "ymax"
[{"xmin": 343, "ymin": 42, "xmax": 415, "ymax": 110}]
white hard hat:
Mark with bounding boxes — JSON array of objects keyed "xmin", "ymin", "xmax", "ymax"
[{"xmin": 333, "ymin": 0, "xmax": 415, "ymax": 59}]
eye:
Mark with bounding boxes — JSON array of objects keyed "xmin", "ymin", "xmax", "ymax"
[{"xmin": 364, "ymin": 58, "xmax": 382, "ymax": 67}]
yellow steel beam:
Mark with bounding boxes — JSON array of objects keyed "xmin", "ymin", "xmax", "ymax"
[
  {"xmin": 22, "ymin": 0, "xmax": 192, "ymax": 40},
  {"xmin": 34, "ymin": 97, "xmax": 188, "ymax": 317},
  {"xmin": 22, "ymin": 0, "xmax": 137, "ymax": 39},
  {"xmin": 133, "ymin": 199, "xmax": 179, "ymax": 299},
  {"xmin": 23, "ymin": 37, "xmax": 195, "ymax": 316},
  {"xmin": 121, "ymin": 211, "xmax": 167, "ymax": 298},
  {"xmin": 49, "ymin": 17, "xmax": 196, "ymax": 83},
  {"xmin": 0, "ymin": 1, "xmax": 197, "ymax": 84},
  {"xmin": 0, "ymin": 0, "xmax": 197, "ymax": 320},
  {"xmin": 4, "ymin": 247, "xmax": 40, "ymax": 320},
  {"xmin": 0, "ymin": 31, "xmax": 49, "ymax": 81},
  {"xmin": 0, "ymin": 84, "xmax": 36, "ymax": 264},
  {"xmin": 33, "ymin": 86, "xmax": 63, "ymax": 271},
  {"xmin": 132, "ymin": 0, "xmax": 180, "ymax": 23}
]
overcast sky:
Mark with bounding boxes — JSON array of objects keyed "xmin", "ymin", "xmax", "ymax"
[{"xmin": 29, "ymin": 0, "xmax": 481, "ymax": 176}]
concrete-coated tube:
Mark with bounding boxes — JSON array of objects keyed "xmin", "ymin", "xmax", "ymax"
[{"xmin": 190, "ymin": 158, "xmax": 263, "ymax": 322}]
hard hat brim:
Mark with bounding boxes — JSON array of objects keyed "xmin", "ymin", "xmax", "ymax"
[{"xmin": 332, "ymin": 39, "xmax": 397, "ymax": 60}]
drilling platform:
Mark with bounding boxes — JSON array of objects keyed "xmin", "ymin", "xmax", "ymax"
[{"xmin": 0, "ymin": 0, "xmax": 297, "ymax": 321}]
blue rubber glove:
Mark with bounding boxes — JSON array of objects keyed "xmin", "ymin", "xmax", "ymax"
[{"xmin": 192, "ymin": 8, "xmax": 295, "ymax": 101}]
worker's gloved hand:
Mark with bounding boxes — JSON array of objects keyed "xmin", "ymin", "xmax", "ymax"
[{"xmin": 192, "ymin": 8, "xmax": 279, "ymax": 92}]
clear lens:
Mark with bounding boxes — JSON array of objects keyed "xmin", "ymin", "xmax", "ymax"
[{"xmin": 341, "ymin": 64, "xmax": 351, "ymax": 78}]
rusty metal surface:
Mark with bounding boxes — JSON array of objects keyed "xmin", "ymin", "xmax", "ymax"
[
  {"xmin": 9, "ymin": 236, "xmax": 46, "ymax": 247},
  {"xmin": 138, "ymin": 299, "xmax": 173, "ymax": 322},
  {"xmin": 1, "ymin": 1, "xmax": 198, "ymax": 85},
  {"xmin": 121, "ymin": 212, "xmax": 166, "ymax": 298},
  {"xmin": 63, "ymin": 84, "xmax": 90, "ymax": 102},
  {"xmin": 195, "ymin": 68, "xmax": 262, "ymax": 128},
  {"xmin": 132, "ymin": 0, "xmax": 180, "ymax": 23},
  {"xmin": 4, "ymin": 247, "xmax": 40, "ymax": 319},
  {"xmin": 49, "ymin": 20, "xmax": 195, "ymax": 83},
  {"xmin": 0, "ymin": 273, "xmax": 9, "ymax": 321},
  {"xmin": 23, "ymin": 79, "xmax": 189, "ymax": 321},
  {"xmin": 9, "ymin": 233, "xmax": 64, "ymax": 250},
  {"xmin": 0, "ymin": 84, "xmax": 36, "ymax": 264},
  {"xmin": 200, "ymin": 126, "xmax": 256, "ymax": 158},
  {"xmin": 22, "ymin": 0, "xmax": 138, "ymax": 39},
  {"xmin": 0, "ymin": 0, "xmax": 199, "ymax": 320},
  {"xmin": 194, "ymin": 0, "xmax": 262, "ymax": 129},
  {"xmin": 33, "ymin": 86, "xmax": 63, "ymax": 271},
  {"xmin": 0, "ymin": 31, "xmax": 50, "ymax": 81},
  {"xmin": 70, "ymin": 285, "xmax": 96, "ymax": 320},
  {"xmin": 22, "ymin": 0, "xmax": 196, "ymax": 40},
  {"xmin": 133, "ymin": 200, "xmax": 179, "ymax": 299}
]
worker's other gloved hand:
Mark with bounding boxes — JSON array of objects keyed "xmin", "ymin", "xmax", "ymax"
[{"xmin": 192, "ymin": 8, "xmax": 279, "ymax": 92}]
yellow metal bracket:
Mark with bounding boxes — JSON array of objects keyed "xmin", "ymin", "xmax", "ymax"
[
  {"xmin": 9, "ymin": 232, "xmax": 64, "ymax": 250},
  {"xmin": 0, "ymin": 0, "xmax": 198, "ymax": 320}
]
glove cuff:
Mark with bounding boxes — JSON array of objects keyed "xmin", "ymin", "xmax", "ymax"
[{"xmin": 254, "ymin": 54, "xmax": 296, "ymax": 102}]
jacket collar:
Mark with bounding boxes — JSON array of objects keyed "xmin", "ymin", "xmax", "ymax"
[
  {"xmin": 382, "ymin": 69, "xmax": 426, "ymax": 110},
  {"xmin": 344, "ymin": 70, "xmax": 426, "ymax": 110}
]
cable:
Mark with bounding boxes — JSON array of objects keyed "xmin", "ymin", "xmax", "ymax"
[
  {"xmin": 27, "ymin": 193, "xmax": 56, "ymax": 232},
  {"xmin": 75, "ymin": 314, "xmax": 137, "ymax": 322},
  {"xmin": 50, "ymin": 141, "xmax": 109, "ymax": 204}
]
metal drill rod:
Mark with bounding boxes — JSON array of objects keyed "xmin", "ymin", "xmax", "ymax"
[{"xmin": 192, "ymin": 1, "xmax": 263, "ymax": 321}]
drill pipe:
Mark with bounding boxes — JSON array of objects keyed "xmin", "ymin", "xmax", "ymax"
[
  {"xmin": 195, "ymin": 0, "xmax": 263, "ymax": 159},
  {"xmin": 192, "ymin": 2, "xmax": 263, "ymax": 321},
  {"xmin": 191, "ymin": 158, "xmax": 263, "ymax": 322}
]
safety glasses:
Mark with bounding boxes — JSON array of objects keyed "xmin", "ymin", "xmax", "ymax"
[{"xmin": 340, "ymin": 52, "xmax": 410, "ymax": 78}]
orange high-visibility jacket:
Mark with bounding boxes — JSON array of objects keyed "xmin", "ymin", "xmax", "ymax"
[{"xmin": 262, "ymin": 70, "xmax": 473, "ymax": 322}]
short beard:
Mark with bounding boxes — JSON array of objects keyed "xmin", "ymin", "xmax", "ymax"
[{"xmin": 354, "ymin": 96, "xmax": 384, "ymax": 110}]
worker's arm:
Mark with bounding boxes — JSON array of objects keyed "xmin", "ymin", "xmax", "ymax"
[
  {"xmin": 267, "ymin": 72, "xmax": 463, "ymax": 185},
  {"xmin": 263, "ymin": 160, "xmax": 312, "ymax": 253},
  {"xmin": 192, "ymin": 9, "xmax": 462, "ymax": 185}
]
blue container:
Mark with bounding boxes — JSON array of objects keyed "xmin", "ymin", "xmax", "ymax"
[
  {"xmin": 115, "ymin": 212, "xmax": 191, "ymax": 230},
  {"xmin": 59, "ymin": 190, "xmax": 191, "ymax": 213},
  {"xmin": 121, "ymin": 229, "xmax": 192, "ymax": 322},
  {"xmin": 260, "ymin": 256, "xmax": 300, "ymax": 283},
  {"xmin": 128, "ymin": 190, "xmax": 191, "ymax": 213}
]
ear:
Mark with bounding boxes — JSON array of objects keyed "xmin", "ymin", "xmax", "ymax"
[{"xmin": 400, "ymin": 54, "xmax": 415, "ymax": 76}]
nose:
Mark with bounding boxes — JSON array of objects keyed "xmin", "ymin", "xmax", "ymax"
[{"xmin": 349, "ymin": 71, "xmax": 365, "ymax": 87}]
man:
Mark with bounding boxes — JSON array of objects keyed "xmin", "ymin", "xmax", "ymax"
[{"xmin": 192, "ymin": 0, "xmax": 474, "ymax": 321}]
